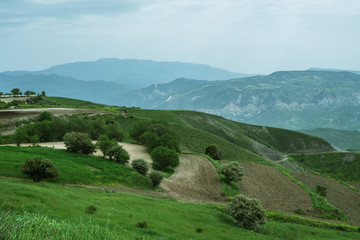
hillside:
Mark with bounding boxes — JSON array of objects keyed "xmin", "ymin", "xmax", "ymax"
[
  {"xmin": 121, "ymin": 70, "xmax": 360, "ymax": 130},
  {"xmin": 300, "ymin": 128, "xmax": 360, "ymax": 151},
  {"xmin": 2, "ymin": 58, "xmax": 248, "ymax": 87}
]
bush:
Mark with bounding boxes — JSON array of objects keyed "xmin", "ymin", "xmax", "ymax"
[
  {"xmin": 21, "ymin": 158, "xmax": 58, "ymax": 182},
  {"xmin": 131, "ymin": 159, "xmax": 149, "ymax": 176},
  {"xmin": 316, "ymin": 185, "xmax": 327, "ymax": 197},
  {"xmin": 219, "ymin": 162, "xmax": 244, "ymax": 184},
  {"xmin": 148, "ymin": 171, "xmax": 164, "ymax": 187},
  {"xmin": 150, "ymin": 146, "xmax": 179, "ymax": 170},
  {"xmin": 105, "ymin": 122, "xmax": 124, "ymax": 141},
  {"xmin": 205, "ymin": 144, "xmax": 221, "ymax": 160},
  {"xmin": 228, "ymin": 194, "xmax": 267, "ymax": 231},
  {"xmin": 96, "ymin": 135, "xmax": 117, "ymax": 158},
  {"xmin": 136, "ymin": 221, "xmax": 147, "ymax": 229},
  {"xmin": 38, "ymin": 111, "xmax": 52, "ymax": 122},
  {"xmin": 108, "ymin": 145, "xmax": 130, "ymax": 164},
  {"xmin": 63, "ymin": 132, "xmax": 95, "ymax": 154},
  {"xmin": 85, "ymin": 205, "xmax": 97, "ymax": 214}
]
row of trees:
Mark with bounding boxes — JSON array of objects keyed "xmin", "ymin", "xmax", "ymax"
[{"xmin": 0, "ymin": 88, "xmax": 45, "ymax": 96}]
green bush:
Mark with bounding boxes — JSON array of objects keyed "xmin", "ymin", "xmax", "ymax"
[
  {"xmin": 63, "ymin": 132, "xmax": 95, "ymax": 154},
  {"xmin": 85, "ymin": 205, "xmax": 97, "ymax": 214},
  {"xmin": 96, "ymin": 135, "xmax": 117, "ymax": 158},
  {"xmin": 131, "ymin": 159, "xmax": 149, "ymax": 176},
  {"xmin": 219, "ymin": 162, "xmax": 244, "ymax": 184},
  {"xmin": 108, "ymin": 145, "xmax": 130, "ymax": 164},
  {"xmin": 316, "ymin": 185, "xmax": 328, "ymax": 197},
  {"xmin": 228, "ymin": 194, "xmax": 267, "ymax": 231},
  {"xmin": 21, "ymin": 158, "xmax": 58, "ymax": 182},
  {"xmin": 148, "ymin": 171, "xmax": 164, "ymax": 187},
  {"xmin": 38, "ymin": 111, "xmax": 52, "ymax": 122},
  {"xmin": 205, "ymin": 144, "xmax": 221, "ymax": 160},
  {"xmin": 150, "ymin": 146, "xmax": 179, "ymax": 170}
]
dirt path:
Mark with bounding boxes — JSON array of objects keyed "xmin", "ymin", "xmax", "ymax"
[
  {"xmin": 160, "ymin": 154, "xmax": 224, "ymax": 204},
  {"xmin": 293, "ymin": 173, "xmax": 360, "ymax": 225},
  {"xmin": 238, "ymin": 162, "xmax": 313, "ymax": 213}
]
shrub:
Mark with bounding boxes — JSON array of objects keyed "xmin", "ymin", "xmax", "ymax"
[
  {"xmin": 38, "ymin": 111, "xmax": 53, "ymax": 122},
  {"xmin": 316, "ymin": 185, "xmax": 327, "ymax": 197},
  {"xmin": 108, "ymin": 145, "xmax": 130, "ymax": 164},
  {"xmin": 148, "ymin": 171, "xmax": 164, "ymax": 187},
  {"xmin": 85, "ymin": 205, "xmax": 97, "ymax": 214},
  {"xmin": 131, "ymin": 159, "xmax": 149, "ymax": 176},
  {"xmin": 63, "ymin": 132, "xmax": 95, "ymax": 154},
  {"xmin": 150, "ymin": 146, "xmax": 179, "ymax": 170},
  {"xmin": 136, "ymin": 221, "xmax": 147, "ymax": 229},
  {"xmin": 21, "ymin": 158, "xmax": 58, "ymax": 182},
  {"xmin": 228, "ymin": 194, "xmax": 267, "ymax": 231},
  {"xmin": 105, "ymin": 122, "xmax": 124, "ymax": 141},
  {"xmin": 219, "ymin": 162, "xmax": 244, "ymax": 184},
  {"xmin": 96, "ymin": 135, "xmax": 117, "ymax": 158},
  {"xmin": 205, "ymin": 144, "xmax": 221, "ymax": 160},
  {"xmin": 14, "ymin": 127, "xmax": 28, "ymax": 146}
]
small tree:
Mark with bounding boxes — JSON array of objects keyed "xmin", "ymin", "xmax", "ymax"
[
  {"xmin": 108, "ymin": 145, "xmax": 130, "ymax": 164},
  {"xmin": 148, "ymin": 171, "xmax": 164, "ymax": 187},
  {"xmin": 219, "ymin": 162, "xmax": 244, "ymax": 184},
  {"xmin": 316, "ymin": 185, "xmax": 327, "ymax": 197},
  {"xmin": 131, "ymin": 159, "xmax": 149, "ymax": 176},
  {"xmin": 96, "ymin": 135, "xmax": 117, "ymax": 158},
  {"xmin": 38, "ymin": 111, "xmax": 53, "ymax": 122},
  {"xmin": 228, "ymin": 194, "xmax": 267, "ymax": 231},
  {"xmin": 21, "ymin": 158, "xmax": 58, "ymax": 182},
  {"xmin": 63, "ymin": 132, "xmax": 95, "ymax": 154},
  {"xmin": 14, "ymin": 127, "xmax": 28, "ymax": 146},
  {"xmin": 150, "ymin": 146, "xmax": 179, "ymax": 170},
  {"xmin": 205, "ymin": 144, "xmax": 221, "ymax": 160},
  {"xmin": 11, "ymin": 88, "xmax": 20, "ymax": 95},
  {"xmin": 106, "ymin": 122, "xmax": 124, "ymax": 141}
]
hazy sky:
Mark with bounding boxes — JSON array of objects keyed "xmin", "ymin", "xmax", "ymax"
[{"xmin": 1, "ymin": 0, "xmax": 360, "ymax": 74}]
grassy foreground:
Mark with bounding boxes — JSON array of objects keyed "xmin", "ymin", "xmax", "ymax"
[
  {"xmin": 0, "ymin": 146, "xmax": 152, "ymax": 189},
  {"xmin": 1, "ymin": 178, "xmax": 359, "ymax": 240}
]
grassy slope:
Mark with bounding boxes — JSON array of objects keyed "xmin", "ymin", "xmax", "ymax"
[
  {"xmin": 1, "ymin": 178, "xmax": 359, "ymax": 240},
  {"xmin": 0, "ymin": 146, "xmax": 152, "ymax": 189},
  {"xmin": 301, "ymin": 128, "xmax": 360, "ymax": 151},
  {"xmin": 289, "ymin": 152, "xmax": 360, "ymax": 182}
]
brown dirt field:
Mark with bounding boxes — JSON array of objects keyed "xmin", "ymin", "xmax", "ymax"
[
  {"xmin": 161, "ymin": 154, "xmax": 224, "ymax": 204},
  {"xmin": 348, "ymin": 182, "xmax": 360, "ymax": 191},
  {"xmin": 238, "ymin": 162, "xmax": 313, "ymax": 213},
  {"xmin": 293, "ymin": 173, "xmax": 360, "ymax": 225}
]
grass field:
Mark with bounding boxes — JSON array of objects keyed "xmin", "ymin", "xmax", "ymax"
[
  {"xmin": 1, "ymin": 178, "xmax": 359, "ymax": 240},
  {"xmin": 0, "ymin": 146, "xmax": 152, "ymax": 189},
  {"xmin": 289, "ymin": 152, "xmax": 360, "ymax": 182}
]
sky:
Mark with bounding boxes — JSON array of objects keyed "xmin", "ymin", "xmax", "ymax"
[{"xmin": 1, "ymin": 0, "xmax": 360, "ymax": 74}]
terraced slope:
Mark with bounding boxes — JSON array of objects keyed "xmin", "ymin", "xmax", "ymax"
[
  {"xmin": 238, "ymin": 162, "xmax": 313, "ymax": 213},
  {"xmin": 292, "ymin": 173, "xmax": 360, "ymax": 225}
]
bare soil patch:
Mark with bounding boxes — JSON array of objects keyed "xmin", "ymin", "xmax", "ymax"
[
  {"xmin": 293, "ymin": 173, "xmax": 360, "ymax": 225},
  {"xmin": 161, "ymin": 154, "xmax": 224, "ymax": 204},
  {"xmin": 238, "ymin": 162, "xmax": 312, "ymax": 213}
]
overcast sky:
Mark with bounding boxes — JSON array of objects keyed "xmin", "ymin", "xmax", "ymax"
[{"xmin": 1, "ymin": 0, "xmax": 360, "ymax": 74}]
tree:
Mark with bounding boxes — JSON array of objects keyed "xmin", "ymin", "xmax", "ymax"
[
  {"xmin": 63, "ymin": 132, "xmax": 95, "ymax": 154},
  {"xmin": 131, "ymin": 159, "xmax": 149, "ymax": 176},
  {"xmin": 0, "ymin": 92, "xmax": 3, "ymax": 96},
  {"xmin": 150, "ymin": 146, "xmax": 179, "ymax": 170},
  {"xmin": 228, "ymin": 194, "xmax": 267, "ymax": 231},
  {"xmin": 21, "ymin": 158, "xmax": 58, "ymax": 182},
  {"xmin": 148, "ymin": 171, "xmax": 164, "ymax": 187},
  {"xmin": 14, "ymin": 127, "xmax": 28, "ymax": 146},
  {"xmin": 41, "ymin": 91, "xmax": 46, "ymax": 96},
  {"xmin": 316, "ymin": 185, "xmax": 327, "ymax": 197},
  {"xmin": 96, "ymin": 135, "xmax": 117, "ymax": 158},
  {"xmin": 219, "ymin": 162, "xmax": 244, "ymax": 184},
  {"xmin": 205, "ymin": 144, "xmax": 221, "ymax": 160},
  {"xmin": 38, "ymin": 111, "xmax": 53, "ymax": 122},
  {"xmin": 24, "ymin": 90, "xmax": 36, "ymax": 96},
  {"xmin": 108, "ymin": 145, "xmax": 130, "ymax": 164},
  {"xmin": 105, "ymin": 122, "xmax": 124, "ymax": 141},
  {"xmin": 11, "ymin": 88, "xmax": 20, "ymax": 95}
]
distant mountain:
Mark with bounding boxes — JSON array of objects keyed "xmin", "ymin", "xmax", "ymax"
[
  {"xmin": 120, "ymin": 70, "xmax": 360, "ymax": 130},
  {"xmin": 0, "ymin": 74, "xmax": 135, "ymax": 105},
  {"xmin": 3, "ymin": 58, "xmax": 249, "ymax": 87},
  {"xmin": 300, "ymin": 128, "xmax": 360, "ymax": 152},
  {"xmin": 308, "ymin": 67, "xmax": 360, "ymax": 75}
]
